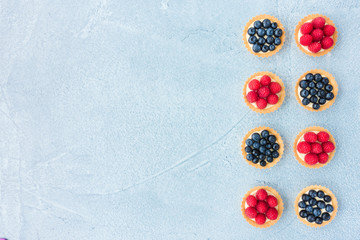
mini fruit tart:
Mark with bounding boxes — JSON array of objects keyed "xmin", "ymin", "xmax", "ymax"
[
  {"xmin": 243, "ymin": 71, "xmax": 285, "ymax": 114},
  {"xmin": 241, "ymin": 186, "xmax": 284, "ymax": 228},
  {"xmin": 294, "ymin": 126, "xmax": 336, "ymax": 168},
  {"xmin": 295, "ymin": 14, "xmax": 337, "ymax": 56},
  {"xmin": 295, "ymin": 185, "xmax": 337, "ymax": 227},
  {"xmin": 243, "ymin": 14, "xmax": 285, "ymax": 57},
  {"xmin": 241, "ymin": 127, "xmax": 284, "ymax": 169},
  {"xmin": 295, "ymin": 69, "xmax": 337, "ymax": 111}
]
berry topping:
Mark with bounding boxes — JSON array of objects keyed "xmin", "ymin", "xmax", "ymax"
[
  {"xmin": 300, "ymin": 22, "xmax": 313, "ymax": 34},
  {"xmin": 310, "ymin": 143, "xmax": 323, "ymax": 154},
  {"xmin": 245, "ymin": 207, "xmax": 258, "ymax": 218},
  {"xmin": 260, "ymin": 75, "xmax": 271, "ymax": 86},
  {"xmin": 249, "ymin": 79, "xmax": 260, "ymax": 90},
  {"xmin": 269, "ymin": 82, "xmax": 281, "ymax": 94},
  {"xmin": 312, "ymin": 17, "xmax": 326, "ymax": 29},
  {"xmin": 266, "ymin": 195, "xmax": 278, "ymax": 207},
  {"xmin": 308, "ymin": 42, "xmax": 322, "ymax": 53},
  {"xmin": 256, "ymin": 200, "xmax": 269, "ymax": 213},
  {"xmin": 322, "ymin": 141, "xmax": 335, "ymax": 153},
  {"xmin": 300, "ymin": 34, "xmax": 313, "ymax": 46},
  {"xmin": 255, "ymin": 213, "xmax": 266, "ymax": 225},
  {"xmin": 304, "ymin": 153, "xmax": 318, "ymax": 165},
  {"xmin": 318, "ymin": 152, "xmax": 329, "ymax": 164},
  {"xmin": 266, "ymin": 208, "xmax": 278, "ymax": 220},
  {"xmin": 297, "ymin": 141, "xmax": 311, "ymax": 154},
  {"xmin": 323, "ymin": 25, "xmax": 335, "ymax": 36},
  {"xmin": 267, "ymin": 94, "xmax": 278, "ymax": 105},
  {"xmin": 256, "ymin": 189, "xmax": 268, "ymax": 201},
  {"xmin": 246, "ymin": 91, "xmax": 258, "ymax": 103},
  {"xmin": 258, "ymin": 86, "xmax": 271, "ymax": 98},
  {"xmin": 246, "ymin": 195, "xmax": 258, "ymax": 207},
  {"xmin": 317, "ymin": 131, "xmax": 329, "ymax": 142},
  {"xmin": 256, "ymin": 98, "xmax": 267, "ymax": 109},
  {"xmin": 311, "ymin": 29, "xmax": 324, "ymax": 41},
  {"xmin": 304, "ymin": 132, "xmax": 317, "ymax": 143},
  {"xmin": 321, "ymin": 37, "xmax": 334, "ymax": 49}
]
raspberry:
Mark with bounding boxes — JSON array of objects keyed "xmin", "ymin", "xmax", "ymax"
[
  {"xmin": 311, "ymin": 143, "xmax": 323, "ymax": 154},
  {"xmin": 318, "ymin": 152, "xmax": 329, "ymax": 164},
  {"xmin": 266, "ymin": 207, "xmax": 278, "ymax": 220},
  {"xmin": 256, "ymin": 98, "xmax": 267, "ymax": 109},
  {"xmin": 258, "ymin": 86, "xmax": 270, "ymax": 98},
  {"xmin": 304, "ymin": 132, "xmax": 317, "ymax": 143},
  {"xmin": 304, "ymin": 153, "xmax": 318, "ymax": 165},
  {"xmin": 246, "ymin": 195, "xmax": 257, "ymax": 207},
  {"xmin": 311, "ymin": 29, "xmax": 324, "ymax": 41},
  {"xmin": 317, "ymin": 131, "xmax": 329, "ymax": 142},
  {"xmin": 300, "ymin": 34, "xmax": 313, "ymax": 46},
  {"xmin": 249, "ymin": 79, "xmax": 260, "ymax": 90},
  {"xmin": 256, "ymin": 200, "xmax": 269, "ymax": 214},
  {"xmin": 322, "ymin": 141, "xmax": 335, "ymax": 153},
  {"xmin": 321, "ymin": 37, "xmax": 334, "ymax": 49},
  {"xmin": 266, "ymin": 195, "xmax": 278, "ymax": 208},
  {"xmin": 245, "ymin": 206, "xmax": 258, "ymax": 218},
  {"xmin": 260, "ymin": 75, "xmax": 271, "ymax": 86},
  {"xmin": 267, "ymin": 94, "xmax": 278, "ymax": 105},
  {"xmin": 255, "ymin": 213, "xmax": 266, "ymax": 225},
  {"xmin": 269, "ymin": 82, "xmax": 281, "ymax": 94},
  {"xmin": 246, "ymin": 91, "xmax": 258, "ymax": 103},
  {"xmin": 323, "ymin": 25, "xmax": 335, "ymax": 36},
  {"xmin": 300, "ymin": 22, "xmax": 313, "ymax": 34},
  {"xmin": 297, "ymin": 141, "xmax": 311, "ymax": 154},
  {"xmin": 256, "ymin": 189, "xmax": 268, "ymax": 200},
  {"xmin": 308, "ymin": 42, "xmax": 322, "ymax": 53},
  {"xmin": 312, "ymin": 17, "xmax": 326, "ymax": 29}
]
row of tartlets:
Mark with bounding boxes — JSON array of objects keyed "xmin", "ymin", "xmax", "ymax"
[
  {"xmin": 243, "ymin": 70, "xmax": 338, "ymax": 113},
  {"xmin": 241, "ymin": 186, "xmax": 337, "ymax": 228},
  {"xmin": 243, "ymin": 14, "xmax": 337, "ymax": 57}
]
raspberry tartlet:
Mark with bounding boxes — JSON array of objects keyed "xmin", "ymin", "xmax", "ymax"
[
  {"xmin": 241, "ymin": 186, "xmax": 284, "ymax": 228},
  {"xmin": 295, "ymin": 185, "xmax": 337, "ymax": 227},
  {"xmin": 295, "ymin": 14, "xmax": 337, "ymax": 56},
  {"xmin": 241, "ymin": 127, "xmax": 284, "ymax": 169},
  {"xmin": 295, "ymin": 69, "xmax": 338, "ymax": 111},
  {"xmin": 243, "ymin": 14, "xmax": 285, "ymax": 57},
  {"xmin": 243, "ymin": 72, "xmax": 285, "ymax": 114},
  {"xmin": 294, "ymin": 127, "xmax": 336, "ymax": 168}
]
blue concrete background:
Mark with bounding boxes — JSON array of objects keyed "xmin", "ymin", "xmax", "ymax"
[{"xmin": 1, "ymin": 0, "xmax": 360, "ymax": 239}]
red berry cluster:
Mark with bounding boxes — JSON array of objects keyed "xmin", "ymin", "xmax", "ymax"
[
  {"xmin": 246, "ymin": 75, "xmax": 282, "ymax": 109},
  {"xmin": 296, "ymin": 131, "xmax": 335, "ymax": 165},
  {"xmin": 245, "ymin": 189, "xmax": 279, "ymax": 225},
  {"xmin": 299, "ymin": 17, "xmax": 335, "ymax": 53}
]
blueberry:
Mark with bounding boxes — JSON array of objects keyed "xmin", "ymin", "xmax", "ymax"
[
  {"xmin": 322, "ymin": 77, "xmax": 329, "ymax": 85},
  {"xmin": 266, "ymin": 28, "xmax": 274, "ymax": 36},
  {"xmin": 247, "ymin": 27, "xmax": 256, "ymax": 36},
  {"xmin": 254, "ymin": 20, "xmax": 262, "ymax": 29},
  {"xmin": 312, "ymin": 103, "xmax": 320, "ymax": 110},
  {"xmin": 306, "ymin": 214, "xmax": 315, "ymax": 223},
  {"xmin": 245, "ymin": 146, "xmax": 252, "ymax": 153},
  {"xmin": 259, "ymin": 146, "xmax": 266, "ymax": 153},
  {"xmin": 308, "ymin": 82, "xmax": 315, "ymax": 88},
  {"xmin": 302, "ymin": 194, "xmax": 310, "ymax": 201},
  {"xmin": 246, "ymin": 154, "xmax": 254, "ymax": 161},
  {"xmin": 299, "ymin": 210, "xmax": 308, "ymax": 218},
  {"xmin": 309, "ymin": 190, "xmax": 317, "ymax": 198},
  {"xmin": 265, "ymin": 149, "xmax": 272, "ymax": 156},
  {"xmin": 252, "ymin": 142, "xmax": 260, "ymax": 149},
  {"xmin": 271, "ymin": 22, "xmax": 278, "ymax": 29},
  {"xmin": 302, "ymin": 98, "xmax": 310, "ymax": 105},
  {"xmin": 252, "ymin": 149, "xmax": 260, "ymax": 156},
  {"xmin": 315, "ymin": 217, "xmax": 323, "ymax": 225},
  {"xmin": 257, "ymin": 28, "xmax": 266, "ymax": 37},
  {"xmin": 260, "ymin": 160, "xmax": 267, "ymax": 167},
  {"xmin": 257, "ymin": 37, "xmax": 266, "ymax": 45},
  {"xmin": 272, "ymin": 151, "xmax": 279, "ymax": 158},
  {"xmin": 263, "ymin": 19, "xmax": 271, "ymax": 28},
  {"xmin": 300, "ymin": 89, "xmax": 309, "ymax": 98},
  {"xmin": 325, "ymin": 84, "xmax": 333, "ymax": 92},
  {"xmin": 274, "ymin": 37, "xmax": 281, "ymax": 45},
  {"xmin": 326, "ymin": 204, "xmax": 334, "ymax": 212},
  {"xmin": 319, "ymin": 98, "xmax": 326, "ymax": 105},
  {"xmin": 248, "ymin": 36, "xmax": 257, "ymax": 44},
  {"xmin": 317, "ymin": 190, "xmax": 325, "ymax": 198},
  {"xmin": 261, "ymin": 130, "xmax": 269, "ymax": 138},
  {"xmin": 266, "ymin": 143, "xmax": 272, "ymax": 149},
  {"xmin": 316, "ymin": 82, "xmax": 324, "ymax": 89},
  {"xmin": 322, "ymin": 212, "xmax": 331, "ymax": 221},
  {"xmin": 309, "ymin": 198, "xmax": 317, "ymax": 206},
  {"xmin": 310, "ymin": 96, "xmax": 318, "ymax": 103},
  {"xmin": 262, "ymin": 45, "xmax": 269, "ymax": 52},
  {"xmin": 267, "ymin": 156, "xmax": 273, "ymax": 162},
  {"xmin": 252, "ymin": 158, "xmax": 259, "ymax": 164},
  {"xmin": 246, "ymin": 139, "xmax": 253, "ymax": 146},
  {"xmin": 259, "ymin": 154, "xmax": 266, "ymax": 161},
  {"xmin": 324, "ymin": 195, "xmax": 332, "ymax": 202},
  {"xmin": 274, "ymin": 28, "xmax": 283, "ymax": 37},
  {"xmin": 252, "ymin": 44, "xmax": 261, "ymax": 53},
  {"xmin": 268, "ymin": 135, "xmax": 276, "ymax": 143},
  {"xmin": 299, "ymin": 80, "xmax": 308, "ymax": 88},
  {"xmin": 252, "ymin": 133, "xmax": 261, "ymax": 142},
  {"xmin": 313, "ymin": 208, "xmax": 321, "ymax": 217},
  {"xmin": 317, "ymin": 200, "xmax": 325, "ymax": 209},
  {"xmin": 273, "ymin": 143, "xmax": 280, "ymax": 150},
  {"xmin": 314, "ymin": 73, "xmax": 322, "ymax": 82},
  {"xmin": 266, "ymin": 36, "xmax": 274, "ymax": 44},
  {"xmin": 269, "ymin": 44, "xmax": 276, "ymax": 51},
  {"xmin": 259, "ymin": 139, "xmax": 266, "ymax": 146},
  {"xmin": 318, "ymin": 90, "xmax": 326, "ymax": 98},
  {"xmin": 298, "ymin": 201, "xmax": 306, "ymax": 208},
  {"xmin": 305, "ymin": 73, "xmax": 314, "ymax": 81},
  {"xmin": 325, "ymin": 92, "xmax": 334, "ymax": 100},
  {"xmin": 309, "ymin": 88, "xmax": 317, "ymax": 96}
]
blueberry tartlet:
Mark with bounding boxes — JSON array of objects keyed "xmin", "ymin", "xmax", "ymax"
[
  {"xmin": 241, "ymin": 127, "xmax": 284, "ymax": 169},
  {"xmin": 295, "ymin": 70, "xmax": 338, "ymax": 111},
  {"xmin": 243, "ymin": 71, "xmax": 285, "ymax": 114},
  {"xmin": 241, "ymin": 186, "xmax": 284, "ymax": 228},
  {"xmin": 294, "ymin": 126, "xmax": 336, "ymax": 168},
  {"xmin": 295, "ymin": 14, "xmax": 337, "ymax": 56},
  {"xmin": 243, "ymin": 15, "xmax": 285, "ymax": 57},
  {"xmin": 295, "ymin": 185, "xmax": 337, "ymax": 227}
]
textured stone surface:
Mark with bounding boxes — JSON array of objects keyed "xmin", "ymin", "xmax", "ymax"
[{"xmin": 1, "ymin": 0, "xmax": 360, "ymax": 239}]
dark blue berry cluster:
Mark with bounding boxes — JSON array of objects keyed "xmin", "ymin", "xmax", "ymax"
[
  {"xmin": 299, "ymin": 73, "xmax": 334, "ymax": 110},
  {"xmin": 247, "ymin": 19, "xmax": 283, "ymax": 53},
  {"xmin": 298, "ymin": 189, "xmax": 334, "ymax": 225},
  {"xmin": 245, "ymin": 130, "xmax": 280, "ymax": 167}
]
